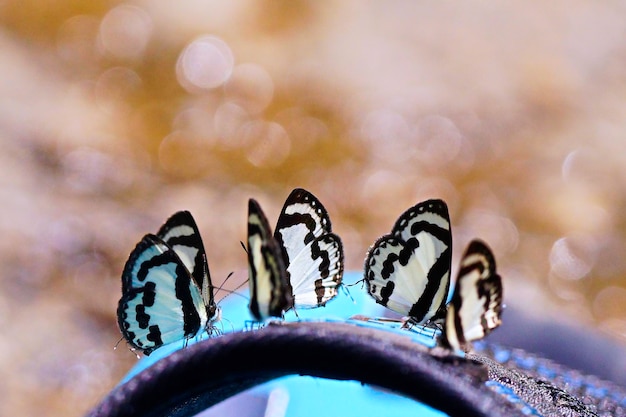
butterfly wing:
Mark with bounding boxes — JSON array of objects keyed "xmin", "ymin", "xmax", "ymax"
[
  {"xmin": 442, "ymin": 240, "xmax": 503, "ymax": 351},
  {"xmin": 286, "ymin": 233, "xmax": 344, "ymax": 307},
  {"xmin": 364, "ymin": 199, "xmax": 452, "ymax": 324},
  {"xmin": 117, "ymin": 234, "xmax": 208, "ymax": 355},
  {"xmin": 157, "ymin": 211, "xmax": 215, "ymax": 314},
  {"xmin": 275, "ymin": 188, "xmax": 344, "ymax": 307},
  {"xmin": 247, "ymin": 199, "xmax": 292, "ymax": 321}
]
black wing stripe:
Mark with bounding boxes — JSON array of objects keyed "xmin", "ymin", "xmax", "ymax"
[
  {"xmin": 265, "ymin": 244, "xmax": 288, "ymax": 317},
  {"xmin": 248, "ymin": 199, "xmax": 291, "ymax": 321},
  {"xmin": 276, "ymin": 212, "xmax": 318, "ymax": 247},
  {"xmin": 443, "ymin": 240, "xmax": 503, "ymax": 351},
  {"xmin": 247, "ymin": 209, "xmax": 264, "ymax": 321},
  {"xmin": 403, "ymin": 220, "xmax": 451, "ymax": 244},
  {"xmin": 309, "ymin": 237, "xmax": 331, "ymax": 278},
  {"xmin": 117, "ymin": 234, "xmax": 203, "ymax": 355},
  {"xmin": 277, "ymin": 188, "xmax": 332, "ymax": 230},
  {"xmin": 364, "ymin": 199, "xmax": 452, "ymax": 323},
  {"xmin": 157, "ymin": 211, "xmax": 214, "ymax": 308},
  {"xmin": 137, "ymin": 236, "xmax": 202, "ymax": 339},
  {"xmin": 408, "ymin": 246, "xmax": 451, "ymax": 322}
]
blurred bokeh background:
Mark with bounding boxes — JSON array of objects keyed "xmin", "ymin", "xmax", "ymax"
[{"xmin": 1, "ymin": 1, "xmax": 626, "ymax": 416}]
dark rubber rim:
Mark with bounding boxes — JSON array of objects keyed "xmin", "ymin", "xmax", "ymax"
[{"xmin": 87, "ymin": 321, "xmax": 525, "ymax": 417}]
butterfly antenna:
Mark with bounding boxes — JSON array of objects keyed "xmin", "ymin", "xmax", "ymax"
[
  {"xmin": 126, "ymin": 345, "xmax": 140, "ymax": 360},
  {"xmin": 113, "ymin": 336, "xmax": 124, "ymax": 350},
  {"xmin": 116, "ymin": 339, "xmax": 141, "ymax": 359},
  {"xmin": 346, "ymin": 277, "xmax": 366, "ymax": 289},
  {"xmin": 223, "ymin": 271, "xmax": 235, "ymax": 285},
  {"xmin": 240, "ymin": 241, "xmax": 248, "ymax": 254},
  {"xmin": 213, "ymin": 271, "xmax": 235, "ymax": 298},
  {"xmin": 213, "ymin": 286, "xmax": 250, "ymax": 302},
  {"xmin": 233, "ymin": 278, "xmax": 249, "ymax": 293},
  {"xmin": 209, "ymin": 271, "xmax": 251, "ymax": 303},
  {"xmin": 214, "ymin": 276, "xmax": 251, "ymax": 301}
]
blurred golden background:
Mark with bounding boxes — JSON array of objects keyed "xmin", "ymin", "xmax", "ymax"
[{"xmin": 1, "ymin": 1, "xmax": 626, "ymax": 416}]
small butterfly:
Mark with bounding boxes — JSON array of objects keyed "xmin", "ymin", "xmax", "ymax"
[
  {"xmin": 247, "ymin": 198, "xmax": 292, "ymax": 321},
  {"xmin": 364, "ymin": 199, "xmax": 452, "ymax": 325},
  {"xmin": 117, "ymin": 211, "xmax": 219, "ymax": 355},
  {"xmin": 441, "ymin": 239, "xmax": 503, "ymax": 351},
  {"xmin": 274, "ymin": 188, "xmax": 344, "ymax": 308}
]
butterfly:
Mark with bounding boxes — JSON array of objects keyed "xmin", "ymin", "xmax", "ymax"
[
  {"xmin": 441, "ymin": 239, "xmax": 503, "ymax": 351},
  {"xmin": 274, "ymin": 188, "xmax": 344, "ymax": 309},
  {"xmin": 364, "ymin": 199, "xmax": 452, "ymax": 325},
  {"xmin": 247, "ymin": 198, "xmax": 292, "ymax": 321},
  {"xmin": 247, "ymin": 189, "xmax": 344, "ymax": 321},
  {"xmin": 117, "ymin": 211, "xmax": 219, "ymax": 355}
]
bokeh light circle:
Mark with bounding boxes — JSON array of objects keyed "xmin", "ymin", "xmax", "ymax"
[
  {"xmin": 176, "ymin": 36, "xmax": 234, "ymax": 93},
  {"xmin": 549, "ymin": 235, "xmax": 598, "ymax": 281},
  {"xmin": 99, "ymin": 5, "xmax": 153, "ymax": 60}
]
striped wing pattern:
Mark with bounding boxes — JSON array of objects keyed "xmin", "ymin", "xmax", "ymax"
[
  {"xmin": 247, "ymin": 199, "xmax": 292, "ymax": 321},
  {"xmin": 157, "ymin": 211, "xmax": 215, "ymax": 313},
  {"xmin": 274, "ymin": 188, "xmax": 344, "ymax": 308},
  {"xmin": 442, "ymin": 240, "xmax": 503, "ymax": 351},
  {"xmin": 117, "ymin": 234, "xmax": 208, "ymax": 355},
  {"xmin": 365, "ymin": 199, "xmax": 452, "ymax": 324}
]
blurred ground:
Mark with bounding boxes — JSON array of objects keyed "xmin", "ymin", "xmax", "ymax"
[{"xmin": 1, "ymin": 1, "xmax": 626, "ymax": 416}]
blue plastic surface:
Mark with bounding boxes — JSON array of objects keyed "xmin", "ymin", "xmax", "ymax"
[{"xmin": 119, "ymin": 272, "xmax": 449, "ymax": 416}]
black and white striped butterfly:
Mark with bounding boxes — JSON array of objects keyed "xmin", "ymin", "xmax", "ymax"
[
  {"xmin": 364, "ymin": 199, "xmax": 452, "ymax": 325},
  {"xmin": 247, "ymin": 189, "xmax": 344, "ymax": 321},
  {"xmin": 274, "ymin": 188, "xmax": 344, "ymax": 308},
  {"xmin": 117, "ymin": 211, "xmax": 219, "ymax": 355},
  {"xmin": 441, "ymin": 239, "xmax": 503, "ymax": 351},
  {"xmin": 247, "ymin": 198, "xmax": 292, "ymax": 321}
]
